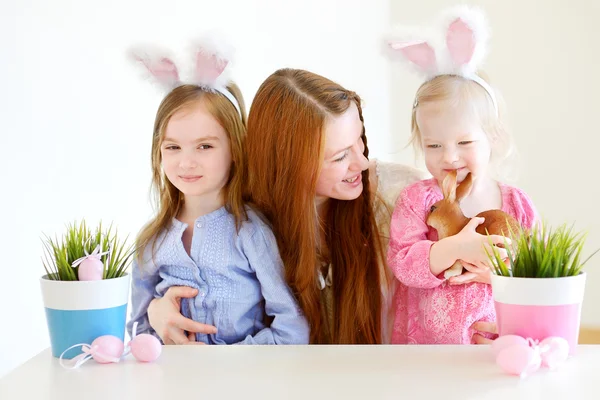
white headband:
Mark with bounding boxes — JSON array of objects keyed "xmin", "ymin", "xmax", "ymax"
[
  {"xmin": 128, "ymin": 34, "xmax": 242, "ymax": 118},
  {"xmin": 212, "ymin": 86, "xmax": 241, "ymax": 116},
  {"xmin": 385, "ymin": 5, "xmax": 498, "ymax": 116},
  {"xmin": 468, "ymin": 74, "xmax": 498, "ymax": 115}
]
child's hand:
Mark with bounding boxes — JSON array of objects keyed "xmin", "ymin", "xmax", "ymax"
[
  {"xmin": 452, "ymin": 217, "xmax": 510, "ymax": 270},
  {"xmin": 448, "ymin": 260, "xmax": 491, "ymax": 285}
]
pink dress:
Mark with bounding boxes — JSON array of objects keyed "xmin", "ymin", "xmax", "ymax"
[{"xmin": 387, "ymin": 178, "xmax": 538, "ymax": 344}]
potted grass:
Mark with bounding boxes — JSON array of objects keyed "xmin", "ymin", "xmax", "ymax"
[
  {"xmin": 487, "ymin": 222, "xmax": 599, "ymax": 354},
  {"xmin": 40, "ymin": 220, "xmax": 134, "ymax": 358}
]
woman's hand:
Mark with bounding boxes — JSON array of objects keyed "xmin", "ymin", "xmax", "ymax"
[
  {"xmin": 471, "ymin": 321, "xmax": 498, "ymax": 344},
  {"xmin": 148, "ymin": 286, "xmax": 217, "ymax": 344}
]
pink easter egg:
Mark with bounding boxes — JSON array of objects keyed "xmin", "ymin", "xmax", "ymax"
[
  {"xmin": 540, "ymin": 337, "xmax": 569, "ymax": 369},
  {"xmin": 90, "ymin": 335, "xmax": 124, "ymax": 364},
  {"xmin": 78, "ymin": 257, "xmax": 104, "ymax": 281},
  {"xmin": 130, "ymin": 334, "xmax": 162, "ymax": 362},
  {"xmin": 491, "ymin": 335, "xmax": 529, "ymax": 357},
  {"xmin": 496, "ymin": 344, "xmax": 541, "ymax": 377}
]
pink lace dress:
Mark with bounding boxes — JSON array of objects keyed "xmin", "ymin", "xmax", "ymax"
[{"xmin": 387, "ymin": 178, "xmax": 538, "ymax": 344}]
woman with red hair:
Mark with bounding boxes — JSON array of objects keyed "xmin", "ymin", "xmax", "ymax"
[{"xmin": 243, "ymin": 69, "xmax": 425, "ymax": 343}]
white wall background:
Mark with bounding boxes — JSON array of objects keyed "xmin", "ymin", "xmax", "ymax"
[
  {"xmin": 0, "ymin": 0, "xmax": 392, "ymax": 377},
  {"xmin": 1, "ymin": 0, "xmax": 598, "ymax": 378}
]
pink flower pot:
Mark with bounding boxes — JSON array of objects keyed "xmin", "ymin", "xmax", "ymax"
[{"xmin": 491, "ymin": 273, "xmax": 586, "ymax": 355}]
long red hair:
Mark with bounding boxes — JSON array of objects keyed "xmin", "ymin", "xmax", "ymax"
[{"xmin": 244, "ymin": 69, "xmax": 385, "ymax": 343}]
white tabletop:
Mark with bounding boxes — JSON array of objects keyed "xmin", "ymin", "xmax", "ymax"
[{"xmin": 1, "ymin": 345, "xmax": 598, "ymax": 400}]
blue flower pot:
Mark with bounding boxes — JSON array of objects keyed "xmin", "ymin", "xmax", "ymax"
[{"xmin": 40, "ymin": 274, "xmax": 130, "ymax": 358}]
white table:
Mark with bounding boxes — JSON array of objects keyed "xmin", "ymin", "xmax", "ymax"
[{"xmin": 1, "ymin": 345, "xmax": 598, "ymax": 399}]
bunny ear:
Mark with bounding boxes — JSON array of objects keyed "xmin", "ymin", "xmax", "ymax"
[
  {"xmin": 441, "ymin": 5, "xmax": 489, "ymax": 74},
  {"xmin": 441, "ymin": 170, "xmax": 457, "ymax": 202},
  {"xmin": 385, "ymin": 5, "xmax": 490, "ymax": 78},
  {"xmin": 446, "ymin": 18, "xmax": 475, "ymax": 65},
  {"xmin": 389, "ymin": 40, "xmax": 437, "ymax": 74},
  {"xmin": 189, "ymin": 32, "xmax": 235, "ymax": 88},
  {"xmin": 128, "ymin": 46, "xmax": 180, "ymax": 90},
  {"xmin": 194, "ymin": 51, "xmax": 228, "ymax": 87},
  {"xmin": 384, "ymin": 23, "xmax": 440, "ymax": 77},
  {"xmin": 455, "ymin": 172, "xmax": 474, "ymax": 202}
]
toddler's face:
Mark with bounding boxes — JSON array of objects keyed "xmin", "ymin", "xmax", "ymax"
[{"xmin": 416, "ymin": 100, "xmax": 491, "ymax": 184}]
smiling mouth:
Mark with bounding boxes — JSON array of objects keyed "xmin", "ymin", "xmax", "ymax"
[
  {"xmin": 343, "ymin": 174, "xmax": 360, "ymax": 183},
  {"xmin": 180, "ymin": 176, "xmax": 202, "ymax": 182}
]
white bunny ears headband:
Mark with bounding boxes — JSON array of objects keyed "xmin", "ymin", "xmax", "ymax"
[
  {"xmin": 385, "ymin": 6, "xmax": 498, "ymax": 116},
  {"xmin": 129, "ymin": 34, "xmax": 242, "ymax": 116}
]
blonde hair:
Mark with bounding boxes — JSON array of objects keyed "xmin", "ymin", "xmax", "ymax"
[
  {"xmin": 136, "ymin": 83, "xmax": 247, "ymax": 262},
  {"xmin": 410, "ymin": 74, "xmax": 516, "ymax": 181}
]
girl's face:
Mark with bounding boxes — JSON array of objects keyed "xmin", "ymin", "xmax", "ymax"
[
  {"xmin": 315, "ymin": 102, "xmax": 369, "ymax": 205},
  {"xmin": 161, "ymin": 100, "xmax": 232, "ymax": 209},
  {"xmin": 416, "ymin": 100, "xmax": 492, "ymax": 185}
]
